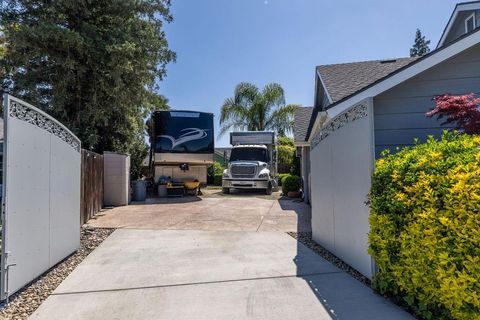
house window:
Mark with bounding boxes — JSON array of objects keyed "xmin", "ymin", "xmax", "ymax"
[{"xmin": 465, "ymin": 13, "xmax": 476, "ymax": 33}]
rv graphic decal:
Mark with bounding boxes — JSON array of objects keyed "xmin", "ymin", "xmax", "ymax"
[{"xmin": 158, "ymin": 128, "xmax": 208, "ymax": 149}]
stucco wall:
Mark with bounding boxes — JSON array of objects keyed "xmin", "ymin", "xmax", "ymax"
[{"xmin": 374, "ymin": 43, "xmax": 480, "ymax": 157}]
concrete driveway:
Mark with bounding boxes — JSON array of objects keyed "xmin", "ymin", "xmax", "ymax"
[
  {"xmin": 86, "ymin": 190, "xmax": 311, "ymax": 232},
  {"xmin": 31, "ymin": 229, "xmax": 412, "ymax": 320},
  {"xmin": 30, "ymin": 191, "xmax": 413, "ymax": 319}
]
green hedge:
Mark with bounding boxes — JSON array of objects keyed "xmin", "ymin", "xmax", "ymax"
[
  {"xmin": 369, "ymin": 132, "xmax": 480, "ymax": 320},
  {"xmin": 278, "ymin": 173, "xmax": 290, "ymax": 186},
  {"xmin": 208, "ymin": 162, "xmax": 225, "ymax": 185},
  {"xmin": 213, "ymin": 174, "xmax": 223, "ymax": 186},
  {"xmin": 282, "ymin": 175, "xmax": 301, "ymax": 194}
]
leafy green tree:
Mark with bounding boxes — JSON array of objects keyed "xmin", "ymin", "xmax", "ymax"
[
  {"xmin": 0, "ymin": 27, "xmax": 9, "ymax": 89},
  {"xmin": 277, "ymin": 136, "xmax": 295, "ymax": 172},
  {"xmin": 219, "ymin": 82, "xmax": 298, "ymax": 136},
  {"xmin": 1, "ymin": 0, "xmax": 175, "ymax": 178},
  {"xmin": 410, "ymin": 28, "xmax": 430, "ymax": 57}
]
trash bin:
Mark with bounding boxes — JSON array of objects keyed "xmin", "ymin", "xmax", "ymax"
[
  {"xmin": 158, "ymin": 184, "xmax": 167, "ymax": 197},
  {"xmin": 132, "ymin": 180, "xmax": 147, "ymax": 201}
]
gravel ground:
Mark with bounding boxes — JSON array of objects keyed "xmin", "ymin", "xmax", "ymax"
[
  {"xmin": 0, "ymin": 227, "xmax": 114, "ymax": 320},
  {"xmin": 288, "ymin": 231, "xmax": 371, "ymax": 286}
]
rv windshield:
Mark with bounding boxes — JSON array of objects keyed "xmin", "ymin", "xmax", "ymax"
[{"xmin": 229, "ymin": 147, "xmax": 269, "ymax": 162}]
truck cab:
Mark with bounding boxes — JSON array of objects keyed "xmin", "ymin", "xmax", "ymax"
[{"xmin": 222, "ymin": 132, "xmax": 278, "ymax": 195}]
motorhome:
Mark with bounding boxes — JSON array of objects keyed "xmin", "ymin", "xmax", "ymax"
[
  {"xmin": 150, "ymin": 110, "xmax": 214, "ymax": 185},
  {"xmin": 222, "ymin": 131, "xmax": 278, "ymax": 194}
]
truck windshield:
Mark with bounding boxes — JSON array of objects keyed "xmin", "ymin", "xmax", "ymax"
[{"xmin": 229, "ymin": 147, "xmax": 269, "ymax": 162}]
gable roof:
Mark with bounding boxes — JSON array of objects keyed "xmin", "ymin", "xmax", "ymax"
[
  {"xmin": 294, "ymin": 106, "xmax": 313, "ymax": 143},
  {"xmin": 317, "ymin": 57, "xmax": 418, "ymax": 104},
  {"xmin": 437, "ymin": 1, "xmax": 480, "ymax": 48},
  {"xmin": 306, "ymin": 27, "xmax": 480, "ymax": 142}
]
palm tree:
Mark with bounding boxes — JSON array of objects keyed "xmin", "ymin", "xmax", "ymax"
[{"xmin": 219, "ymin": 82, "xmax": 298, "ymax": 137}]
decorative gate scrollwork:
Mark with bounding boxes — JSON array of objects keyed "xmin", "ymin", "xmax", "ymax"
[{"xmin": 311, "ymin": 102, "xmax": 368, "ymax": 150}]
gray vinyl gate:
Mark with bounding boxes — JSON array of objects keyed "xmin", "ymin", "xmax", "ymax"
[
  {"xmin": 1, "ymin": 94, "xmax": 81, "ymax": 300},
  {"xmin": 310, "ymin": 100, "xmax": 375, "ymax": 279}
]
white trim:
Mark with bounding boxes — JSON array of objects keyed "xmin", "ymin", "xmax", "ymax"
[
  {"xmin": 294, "ymin": 141, "xmax": 310, "ymax": 147},
  {"xmin": 307, "ymin": 111, "xmax": 327, "ymax": 143},
  {"xmin": 438, "ymin": 2, "xmax": 480, "ymax": 48},
  {"xmin": 324, "ymin": 30, "xmax": 480, "ymax": 123},
  {"xmin": 465, "ymin": 12, "xmax": 476, "ymax": 33},
  {"xmin": 367, "ymin": 97, "xmax": 375, "ymax": 169},
  {"xmin": 316, "ymin": 69, "xmax": 333, "ymax": 104}
]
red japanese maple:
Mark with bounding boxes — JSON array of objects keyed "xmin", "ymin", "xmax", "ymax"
[{"xmin": 426, "ymin": 93, "xmax": 480, "ymax": 134}]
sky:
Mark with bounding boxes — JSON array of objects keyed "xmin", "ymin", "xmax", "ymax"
[{"xmin": 160, "ymin": 0, "xmax": 462, "ymax": 147}]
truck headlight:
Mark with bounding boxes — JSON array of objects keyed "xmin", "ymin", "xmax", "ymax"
[
  {"xmin": 258, "ymin": 172, "xmax": 269, "ymax": 179},
  {"xmin": 223, "ymin": 170, "xmax": 229, "ymax": 178}
]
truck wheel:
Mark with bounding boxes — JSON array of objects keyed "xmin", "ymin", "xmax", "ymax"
[
  {"xmin": 265, "ymin": 183, "xmax": 272, "ymax": 195},
  {"xmin": 222, "ymin": 187, "xmax": 230, "ymax": 194}
]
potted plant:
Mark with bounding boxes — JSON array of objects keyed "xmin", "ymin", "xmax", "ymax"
[{"xmin": 282, "ymin": 175, "xmax": 301, "ymax": 198}]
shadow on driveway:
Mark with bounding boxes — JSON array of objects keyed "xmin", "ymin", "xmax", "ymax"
[{"xmin": 287, "ymin": 199, "xmax": 412, "ymax": 319}]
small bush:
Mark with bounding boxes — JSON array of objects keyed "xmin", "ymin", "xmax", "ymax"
[
  {"xmin": 211, "ymin": 162, "xmax": 225, "ymax": 175},
  {"xmin": 278, "ymin": 173, "xmax": 290, "ymax": 186},
  {"xmin": 277, "ymin": 136, "xmax": 295, "ymax": 172},
  {"xmin": 369, "ymin": 132, "xmax": 480, "ymax": 320},
  {"xmin": 208, "ymin": 162, "xmax": 225, "ymax": 185},
  {"xmin": 282, "ymin": 175, "xmax": 301, "ymax": 194},
  {"xmin": 213, "ymin": 174, "xmax": 223, "ymax": 186}
]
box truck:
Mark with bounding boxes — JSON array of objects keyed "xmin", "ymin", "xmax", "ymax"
[{"xmin": 222, "ymin": 131, "xmax": 278, "ymax": 195}]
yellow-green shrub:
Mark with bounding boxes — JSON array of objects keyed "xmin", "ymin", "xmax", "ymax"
[
  {"xmin": 369, "ymin": 132, "xmax": 480, "ymax": 320},
  {"xmin": 278, "ymin": 173, "xmax": 290, "ymax": 186}
]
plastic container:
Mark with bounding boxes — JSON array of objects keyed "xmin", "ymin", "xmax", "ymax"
[
  {"xmin": 157, "ymin": 184, "xmax": 167, "ymax": 197},
  {"xmin": 132, "ymin": 180, "xmax": 147, "ymax": 201}
]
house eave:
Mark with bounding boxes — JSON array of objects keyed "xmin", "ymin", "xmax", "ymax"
[
  {"xmin": 304, "ymin": 28, "xmax": 480, "ymax": 141},
  {"xmin": 325, "ymin": 28, "xmax": 480, "ymax": 120},
  {"xmin": 437, "ymin": 1, "xmax": 480, "ymax": 48},
  {"xmin": 316, "ymin": 68, "xmax": 333, "ymax": 107},
  {"xmin": 294, "ymin": 141, "xmax": 310, "ymax": 147},
  {"xmin": 306, "ymin": 111, "xmax": 328, "ymax": 143}
]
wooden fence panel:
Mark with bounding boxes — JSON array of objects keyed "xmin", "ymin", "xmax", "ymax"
[{"xmin": 80, "ymin": 149, "xmax": 104, "ymax": 225}]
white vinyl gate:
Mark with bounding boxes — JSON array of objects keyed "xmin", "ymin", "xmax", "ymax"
[
  {"xmin": 1, "ymin": 95, "xmax": 81, "ymax": 300},
  {"xmin": 310, "ymin": 99, "xmax": 375, "ymax": 278}
]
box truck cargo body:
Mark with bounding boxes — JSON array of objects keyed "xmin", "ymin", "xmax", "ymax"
[{"xmin": 222, "ymin": 131, "xmax": 278, "ymax": 194}]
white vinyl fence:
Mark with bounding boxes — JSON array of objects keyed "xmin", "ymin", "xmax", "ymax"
[
  {"xmin": 1, "ymin": 94, "xmax": 81, "ymax": 300},
  {"xmin": 310, "ymin": 99, "xmax": 375, "ymax": 278}
]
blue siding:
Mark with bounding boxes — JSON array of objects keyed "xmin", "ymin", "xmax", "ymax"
[
  {"xmin": 444, "ymin": 10, "xmax": 480, "ymax": 46},
  {"xmin": 373, "ymin": 43, "xmax": 480, "ymax": 158}
]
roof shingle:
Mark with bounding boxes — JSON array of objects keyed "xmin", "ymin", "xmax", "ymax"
[
  {"xmin": 317, "ymin": 57, "xmax": 418, "ymax": 104},
  {"xmin": 294, "ymin": 106, "xmax": 314, "ymax": 143}
]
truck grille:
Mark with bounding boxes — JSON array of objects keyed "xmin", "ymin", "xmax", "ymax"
[{"xmin": 231, "ymin": 165, "xmax": 256, "ymax": 178}]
